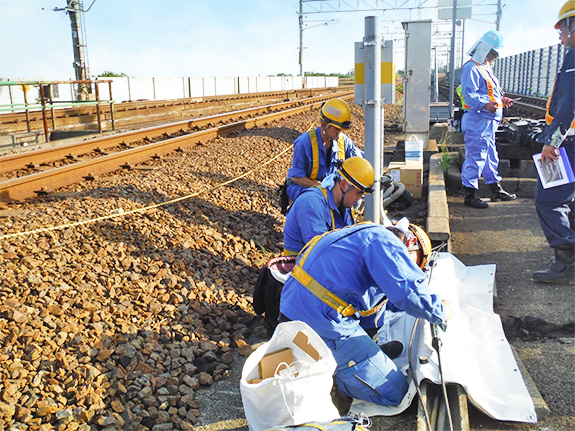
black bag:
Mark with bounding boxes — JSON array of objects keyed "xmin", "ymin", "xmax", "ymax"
[
  {"xmin": 253, "ymin": 255, "xmax": 297, "ymax": 336},
  {"xmin": 279, "ymin": 180, "xmax": 290, "ymax": 215}
]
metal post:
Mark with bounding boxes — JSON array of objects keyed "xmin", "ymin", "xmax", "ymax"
[
  {"xmin": 39, "ymin": 85, "xmax": 50, "ymax": 142},
  {"xmin": 461, "ymin": 19, "xmax": 465, "ymax": 69},
  {"xmin": 496, "ymin": 0, "xmax": 502, "ymax": 31},
  {"xmin": 299, "ymin": 0, "xmax": 304, "ymax": 83},
  {"xmin": 448, "ymin": 0, "xmax": 457, "ymax": 118},
  {"xmin": 433, "ymin": 47, "xmax": 439, "ymax": 102},
  {"xmin": 68, "ymin": 0, "xmax": 90, "ymax": 100},
  {"xmin": 95, "ymin": 82, "xmax": 102, "ymax": 133},
  {"xmin": 363, "ymin": 16, "xmax": 382, "ymax": 224},
  {"xmin": 23, "ymin": 86, "xmax": 31, "ymax": 132},
  {"xmin": 108, "ymin": 81, "xmax": 115, "ymax": 130}
]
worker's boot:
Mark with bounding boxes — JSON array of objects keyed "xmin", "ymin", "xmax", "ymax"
[
  {"xmin": 463, "ymin": 186, "xmax": 488, "ymax": 209},
  {"xmin": 380, "ymin": 341, "xmax": 404, "ymax": 359},
  {"xmin": 532, "ymin": 246, "xmax": 575, "ymax": 283},
  {"xmin": 489, "ymin": 182, "xmax": 517, "ymax": 202}
]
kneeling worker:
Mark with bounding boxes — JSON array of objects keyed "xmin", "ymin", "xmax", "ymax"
[
  {"xmin": 283, "ymin": 157, "xmax": 375, "ymax": 255},
  {"xmin": 279, "ymin": 223, "xmax": 452, "ymax": 406}
]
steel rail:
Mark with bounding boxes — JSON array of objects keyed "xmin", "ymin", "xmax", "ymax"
[
  {"xmin": 0, "ymin": 94, "xmax": 353, "ymax": 202},
  {"xmin": 0, "ymin": 91, "xmax": 353, "ymax": 175}
]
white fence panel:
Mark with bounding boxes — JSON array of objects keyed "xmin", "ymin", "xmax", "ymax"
[{"xmin": 214, "ymin": 77, "xmax": 237, "ymax": 96}]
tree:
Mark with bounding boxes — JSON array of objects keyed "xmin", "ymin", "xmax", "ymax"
[{"xmin": 99, "ymin": 71, "xmax": 127, "ymax": 77}]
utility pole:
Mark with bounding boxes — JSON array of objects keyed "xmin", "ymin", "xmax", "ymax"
[
  {"xmin": 299, "ymin": 0, "xmax": 304, "ymax": 85},
  {"xmin": 66, "ymin": 0, "xmax": 91, "ymax": 99},
  {"xmin": 448, "ymin": 0, "xmax": 457, "ymax": 117},
  {"xmin": 495, "ymin": 0, "xmax": 502, "ymax": 31}
]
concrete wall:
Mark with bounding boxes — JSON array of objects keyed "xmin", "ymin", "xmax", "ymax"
[{"xmin": 0, "ymin": 75, "xmax": 339, "ymax": 110}]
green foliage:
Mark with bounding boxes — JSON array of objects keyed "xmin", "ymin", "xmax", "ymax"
[
  {"xmin": 438, "ymin": 131, "xmax": 460, "ymax": 172},
  {"xmin": 99, "ymin": 71, "xmax": 127, "ymax": 77},
  {"xmin": 305, "ymin": 71, "xmax": 353, "ymax": 78},
  {"xmin": 396, "ymin": 83, "xmax": 403, "ymax": 94}
]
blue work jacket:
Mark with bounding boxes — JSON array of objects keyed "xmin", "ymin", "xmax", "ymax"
[
  {"xmin": 460, "ymin": 60, "xmax": 504, "ymax": 121},
  {"xmin": 541, "ymin": 48, "xmax": 575, "ymax": 144},
  {"xmin": 283, "ymin": 186, "xmax": 354, "ymax": 254},
  {"xmin": 286, "ymin": 127, "xmax": 363, "ymax": 201},
  {"xmin": 280, "ymin": 223, "xmax": 446, "ymax": 340}
]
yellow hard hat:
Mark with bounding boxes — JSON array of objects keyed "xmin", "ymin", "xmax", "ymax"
[
  {"xmin": 320, "ymin": 98, "xmax": 351, "ymax": 130},
  {"xmin": 556, "ymin": 0, "xmax": 575, "ymax": 29},
  {"xmin": 407, "ymin": 224, "xmax": 432, "ymax": 269},
  {"xmin": 338, "ymin": 157, "xmax": 375, "ymax": 194}
]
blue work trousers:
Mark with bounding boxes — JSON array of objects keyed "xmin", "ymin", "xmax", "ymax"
[
  {"xmin": 324, "ymin": 325, "xmax": 408, "ymax": 406},
  {"xmin": 461, "ymin": 113, "xmax": 502, "ymax": 188},
  {"xmin": 535, "ymin": 140, "xmax": 575, "ymax": 249}
]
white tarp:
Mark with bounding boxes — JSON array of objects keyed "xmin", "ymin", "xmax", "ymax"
[{"xmin": 351, "ymin": 252, "xmax": 537, "ymax": 423}]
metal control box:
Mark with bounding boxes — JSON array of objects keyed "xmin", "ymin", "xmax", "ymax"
[{"xmin": 402, "ymin": 20, "xmax": 432, "ymax": 148}]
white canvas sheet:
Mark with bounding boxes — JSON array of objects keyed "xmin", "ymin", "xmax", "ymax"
[{"xmin": 350, "ymin": 252, "xmax": 537, "ymax": 423}]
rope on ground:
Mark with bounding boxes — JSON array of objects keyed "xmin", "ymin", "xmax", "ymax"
[{"xmin": 0, "ymin": 144, "xmax": 294, "ymax": 241}]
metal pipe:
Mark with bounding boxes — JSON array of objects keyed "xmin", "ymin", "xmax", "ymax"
[
  {"xmin": 39, "ymin": 85, "xmax": 49, "ymax": 142},
  {"xmin": 95, "ymin": 82, "xmax": 102, "ymax": 133},
  {"xmin": 448, "ymin": 0, "xmax": 458, "ymax": 118},
  {"xmin": 363, "ymin": 16, "xmax": 382, "ymax": 224},
  {"xmin": 109, "ymin": 81, "xmax": 115, "ymax": 130},
  {"xmin": 23, "ymin": 86, "xmax": 30, "ymax": 133}
]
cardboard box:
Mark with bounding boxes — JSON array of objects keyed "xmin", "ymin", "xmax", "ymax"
[
  {"xmin": 387, "ymin": 162, "xmax": 423, "ymax": 199},
  {"xmin": 258, "ymin": 347, "xmax": 294, "ymax": 379},
  {"xmin": 293, "ymin": 331, "xmax": 320, "ymax": 361}
]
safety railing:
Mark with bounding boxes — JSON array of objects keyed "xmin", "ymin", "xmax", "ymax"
[{"xmin": 0, "ymin": 79, "xmax": 115, "ymax": 141}]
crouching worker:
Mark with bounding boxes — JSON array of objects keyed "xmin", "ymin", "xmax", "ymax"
[
  {"xmin": 283, "ymin": 157, "xmax": 375, "ymax": 256},
  {"xmin": 279, "ymin": 223, "xmax": 452, "ymax": 406}
]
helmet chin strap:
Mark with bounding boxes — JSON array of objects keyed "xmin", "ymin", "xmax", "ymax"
[{"xmin": 339, "ymin": 181, "xmax": 355, "ymax": 210}]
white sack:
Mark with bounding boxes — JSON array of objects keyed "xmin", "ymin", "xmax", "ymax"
[{"xmin": 240, "ymin": 321, "xmax": 340, "ymax": 431}]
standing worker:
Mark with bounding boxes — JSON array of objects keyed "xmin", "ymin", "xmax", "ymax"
[
  {"xmin": 459, "ymin": 30, "xmax": 516, "ymax": 208},
  {"xmin": 532, "ymin": 0, "xmax": 575, "ymax": 283},
  {"xmin": 279, "ymin": 223, "xmax": 451, "ymax": 406},
  {"xmin": 283, "ymin": 98, "xmax": 364, "ymax": 206}
]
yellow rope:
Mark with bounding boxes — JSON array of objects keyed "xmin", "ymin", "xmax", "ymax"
[{"xmin": 0, "ymin": 144, "xmax": 293, "ymax": 241}]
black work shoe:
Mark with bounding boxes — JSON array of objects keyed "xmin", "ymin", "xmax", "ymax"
[
  {"xmin": 380, "ymin": 341, "xmax": 404, "ymax": 359},
  {"xmin": 491, "ymin": 189, "xmax": 517, "ymax": 202},
  {"xmin": 532, "ymin": 258, "xmax": 575, "ymax": 283},
  {"xmin": 464, "ymin": 194, "xmax": 489, "ymax": 209},
  {"xmin": 489, "ymin": 183, "xmax": 517, "ymax": 202},
  {"xmin": 331, "ymin": 383, "xmax": 353, "ymax": 416}
]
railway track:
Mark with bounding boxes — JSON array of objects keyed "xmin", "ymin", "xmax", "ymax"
[
  {"xmin": 437, "ymin": 82, "xmax": 547, "ymax": 119},
  {"xmin": 0, "ymin": 87, "xmax": 347, "ymax": 137},
  {"xmin": 0, "ymin": 91, "xmax": 353, "ymax": 202}
]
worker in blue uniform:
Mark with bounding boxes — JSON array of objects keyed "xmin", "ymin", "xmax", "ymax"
[
  {"xmin": 532, "ymin": 0, "xmax": 575, "ymax": 283},
  {"xmin": 459, "ymin": 30, "xmax": 516, "ymax": 208},
  {"xmin": 285, "ymin": 98, "xmax": 364, "ymax": 203},
  {"xmin": 279, "ymin": 223, "xmax": 452, "ymax": 406},
  {"xmin": 283, "ymin": 157, "xmax": 374, "ymax": 255}
]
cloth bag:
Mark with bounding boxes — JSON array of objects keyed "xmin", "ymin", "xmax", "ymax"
[{"xmin": 240, "ymin": 321, "xmax": 340, "ymax": 431}]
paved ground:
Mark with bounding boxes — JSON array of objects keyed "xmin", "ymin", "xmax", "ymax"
[{"xmin": 194, "ymin": 156, "xmax": 575, "ymax": 431}]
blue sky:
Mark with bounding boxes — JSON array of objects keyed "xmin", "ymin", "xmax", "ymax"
[{"xmin": 0, "ymin": 0, "xmax": 562, "ymax": 81}]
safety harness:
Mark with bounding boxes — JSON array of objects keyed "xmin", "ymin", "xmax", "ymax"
[
  {"xmin": 290, "ymin": 225, "xmax": 387, "ymax": 318},
  {"xmin": 458, "ymin": 60, "xmax": 503, "ymax": 110},
  {"xmin": 308, "ymin": 129, "xmax": 346, "ymax": 181}
]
